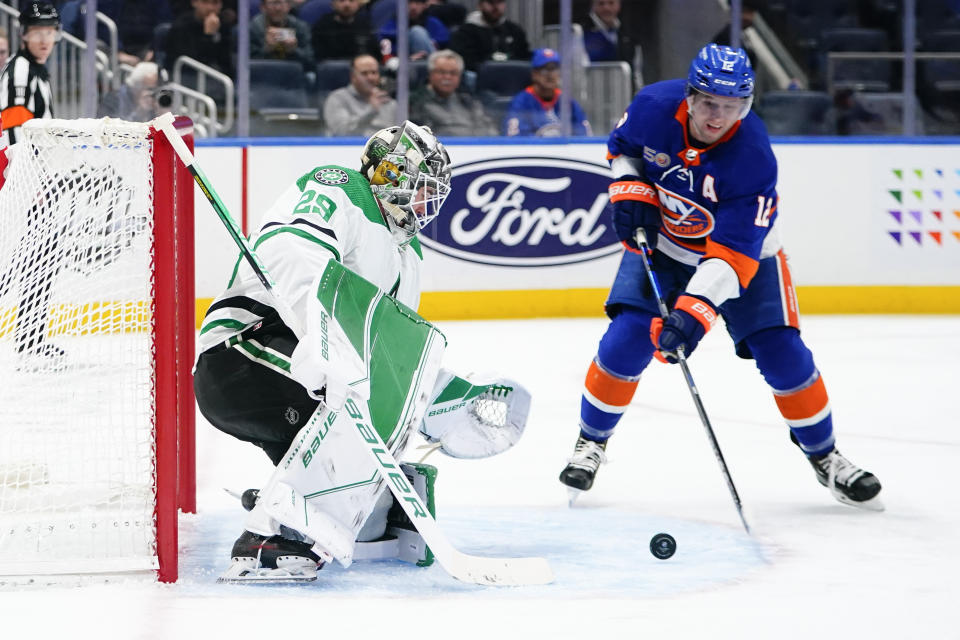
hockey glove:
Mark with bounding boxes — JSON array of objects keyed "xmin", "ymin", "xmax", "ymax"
[
  {"xmin": 419, "ymin": 369, "xmax": 530, "ymax": 459},
  {"xmin": 650, "ymin": 295, "xmax": 718, "ymax": 363},
  {"xmin": 609, "ymin": 177, "xmax": 661, "ymax": 252}
]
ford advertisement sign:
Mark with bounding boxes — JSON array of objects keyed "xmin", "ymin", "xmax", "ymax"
[{"xmin": 419, "ymin": 157, "xmax": 621, "ymax": 266}]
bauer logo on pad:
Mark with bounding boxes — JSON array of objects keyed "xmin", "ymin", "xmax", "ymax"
[{"xmin": 418, "ymin": 157, "xmax": 620, "ymax": 266}]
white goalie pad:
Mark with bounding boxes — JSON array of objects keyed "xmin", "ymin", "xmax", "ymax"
[
  {"xmin": 290, "ymin": 275, "xmax": 370, "ymax": 410},
  {"xmin": 419, "ymin": 369, "xmax": 531, "ymax": 459},
  {"xmin": 243, "ymin": 261, "xmax": 446, "ymax": 568},
  {"xmin": 354, "ymin": 462, "xmax": 437, "ymax": 566}
]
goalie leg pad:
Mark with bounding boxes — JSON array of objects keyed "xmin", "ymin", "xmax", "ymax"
[
  {"xmin": 354, "ymin": 462, "xmax": 437, "ymax": 566},
  {"xmin": 241, "ymin": 261, "xmax": 447, "ymax": 569},
  {"xmin": 244, "ymin": 406, "xmax": 392, "ymax": 568}
]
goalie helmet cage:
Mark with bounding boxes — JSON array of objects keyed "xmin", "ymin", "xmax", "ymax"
[{"xmin": 0, "ymin": 117, "xmax": 195, "ymax": 584}]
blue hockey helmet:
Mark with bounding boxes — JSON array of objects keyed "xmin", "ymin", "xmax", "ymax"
[{"xmin": 687, "ymin": 43, "xmax": 754, "ymax": 99}]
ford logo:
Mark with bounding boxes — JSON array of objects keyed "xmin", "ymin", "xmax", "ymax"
[{"xmin": 419, "ymin": 156, "xmax": 621, "ymax": 266}]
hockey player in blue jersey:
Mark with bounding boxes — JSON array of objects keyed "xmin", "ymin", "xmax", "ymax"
[{"xmin": 558, "ymin": 44, "xmax": 883, "ymax": 510}]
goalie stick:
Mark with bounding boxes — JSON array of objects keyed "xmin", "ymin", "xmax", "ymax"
[
  {"xmin": 153, "ymin": 113, "xmax": 554, "ymax": 586},
  {"xmin": 635, "ymin": 228, "xmax": 751, "ymax": 535}
]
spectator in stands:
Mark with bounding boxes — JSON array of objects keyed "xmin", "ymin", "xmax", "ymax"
[
  {"xmin": 378, "ymin": 0, "xmax": 449, "ymax": 62},
  {"xmin": 323, "ymin": 53, "xmax": 396, "ymax": 136},
  {"xmin": 62, "ymin": 0, "xmax": 173, "ymax": 66},
  {"xmin": 0, "ymin": 28, "xmax": 9, "ymax": 70},
  {"xmin": 171, "ymin": 0, "xmax": 238, "ymax": 25},
  {"xmin": 165, "ymin": 0, "xmax": 233, "ymax": 75},
  {"xmin": 410, "ymin": 49, "xmax": 497, "ymax": 136},
  {"xmin": 834, "ymin": 88, "xmax": 884, "ymax": 135},
  {"xmin": 98, "ymin": 62, "xmax": 172, "ymax": 122},
  {"xmin": 312, "ymin": 0, "xmax": 377, "ymax": 62},
  {"xmin": 449, "ymin": 0, "xmax": 531, "ymax": 72},
  {"xmin": 251, "ymin": 0, "xmax": 314, "ymax": 72},
  {"xmin": 579, "ymin": 0, "xmax": 642, "ymax": 85},
  {"xmin": 426, "ymin": 0, "xmax": 467, "ymax": 29},
  {"xmin": 503, "ymin": 48, "xmax": 591, "ymax": 137}
]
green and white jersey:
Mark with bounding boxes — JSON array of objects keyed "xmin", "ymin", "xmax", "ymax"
[{"xmin": 198, "ymin": 165, "xmax": 424, "ymax": 355}]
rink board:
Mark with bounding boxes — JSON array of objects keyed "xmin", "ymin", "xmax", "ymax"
[{"xmin": 192, "ymin": 137, "xmax": 960, "ymax": 319}]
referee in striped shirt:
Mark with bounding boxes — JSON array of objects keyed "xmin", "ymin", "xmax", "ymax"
[
  {"xmin": 1, "ymin": 2, "xmax": 64, "ymax": 370},
  {"xmin": 0, "ymin": 2, "xmax": 60, "ymax": 146}
]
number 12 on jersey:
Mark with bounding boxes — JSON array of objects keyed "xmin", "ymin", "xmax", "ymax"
[{"xmin": 754, "ymin": 195, "xmax": 774, "ymax": 228}]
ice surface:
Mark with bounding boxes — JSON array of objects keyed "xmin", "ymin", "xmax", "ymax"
[{"xmin": 3, "ymin": 316, "xmax": 959, "ymax": 639}]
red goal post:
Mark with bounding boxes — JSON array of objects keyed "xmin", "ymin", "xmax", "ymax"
[{"xmin": 0, "ymin": 116, "xmax": 195, "ymax": 584}]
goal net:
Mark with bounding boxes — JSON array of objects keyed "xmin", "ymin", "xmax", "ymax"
[{"xmin": 0, "ymin": 117, "xmax": 195, "ymax": 584}]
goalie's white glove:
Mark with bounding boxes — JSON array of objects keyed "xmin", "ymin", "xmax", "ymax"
[
  {"xmin": 290, "ymin": 283, "xmax": 369, "ymax": 410},
  {"xmin": 418, "ymin": 369, "xmax": 530, "ymax": 459}
]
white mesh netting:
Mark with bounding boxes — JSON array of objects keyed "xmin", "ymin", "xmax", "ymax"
[{"xmin": 0, "ymin": 119, "xmax": 159, "ymax": 578}]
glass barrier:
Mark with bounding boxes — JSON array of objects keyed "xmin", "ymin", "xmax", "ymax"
[
  {"xmin": 239, "ymin": 0, "xmax": 602, "ymax": 139},
  {"xmin": 42, "ymin": 0, "xmax": 960, "ymax": 138}
]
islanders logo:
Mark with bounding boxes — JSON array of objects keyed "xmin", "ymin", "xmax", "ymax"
[
  {"xmin": 657, "ymin": 186, "xmax": 715, "ymax": 239},
  {"xmin": 418, "ymin": 157, "xmax": 620, "ymax": 266}
]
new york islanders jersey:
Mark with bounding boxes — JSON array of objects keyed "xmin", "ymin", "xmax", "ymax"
[
  {"xmin": 198, "ymin": 165, "xmax": 423, "ymax": 355},
  {"xmin": 608, "ymin": 78, "xmax": 782, "ymax": 293}
]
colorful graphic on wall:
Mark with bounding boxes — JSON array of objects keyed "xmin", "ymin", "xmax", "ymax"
[{"xmin": 883, "ymin": 167, "xmax": 960, "ymax": 247}]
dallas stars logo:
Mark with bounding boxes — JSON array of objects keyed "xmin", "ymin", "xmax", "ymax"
[{"xmin": 315, "ymin": 168, "xmax": 349, "ymax": 185}]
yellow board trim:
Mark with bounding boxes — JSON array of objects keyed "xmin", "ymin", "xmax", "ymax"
[
  {"xmin": 194, "ymin": 286, "xmax": 960, "ymax": 327},
  {"xmin": 1, "ymin": 302, "xmax": 152, "ymax": 337}
]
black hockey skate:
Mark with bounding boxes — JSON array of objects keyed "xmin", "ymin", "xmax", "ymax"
[
  {"xmin": 218, "ymin": 530, "xmax": 323, "ymax": 583},
  {"xmin": 806, "ymin": 448, "xmax": 883, "ymax": 511},
  {"xmin": 559, "ymin": 436, "xmax": 607, "ymax": 504}
]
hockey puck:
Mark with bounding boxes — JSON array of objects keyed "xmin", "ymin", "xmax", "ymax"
[
  {"xmin": 649, "ymin": 533, "xmax": 676, "ymax": 560},
  {"xmin": 240, "ymin": 488, "xmax": 259, "ymax": 511}
]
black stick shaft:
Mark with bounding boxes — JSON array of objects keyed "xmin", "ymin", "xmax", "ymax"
[{"xmin": 635, "ymin": 228, "xmax": 751, "ymax": 535}]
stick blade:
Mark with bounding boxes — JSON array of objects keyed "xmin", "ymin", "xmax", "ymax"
[{"xmin": 441, "ymin": 553, "xmax": 554, "ymax": 586}]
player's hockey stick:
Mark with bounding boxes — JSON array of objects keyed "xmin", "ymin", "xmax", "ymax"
[
  {"xmin": 153, "ymin": 113, "xmax": 554, "ymax": 586},
  {"xmin": 634, "ymin": 228, "xmax": 751, "ymax": 535}
]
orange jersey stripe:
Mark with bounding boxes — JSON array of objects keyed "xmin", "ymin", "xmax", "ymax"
[
  {"xmin": 0, "ymin": 105, "xmax": 35, "ymax": 130},
  {"xmin": 774, "ymin": 375, "xmax": 829, "ymax": 421},
  {"xmin": 777, "ymin": 249, "xmax": 800, "ymax": 328},
  {"xmin": 584, "ymin": 360, "xmax": 638, "ymax": 408},
  {"xmin": 703, "ymin": 238, "xmax": 760, "ymax": 288}
]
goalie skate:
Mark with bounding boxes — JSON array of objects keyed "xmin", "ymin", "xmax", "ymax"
[
  {"xmin": 559, "ymin": 436, "xmax": 607, "ymax": 505},
  {"xmin": 807, "ymin": 448, "xmax": 884, "ymax": 512},
  {"xmin": 217, "ymin": 531, "xmax": 323, "ymax": 583}
]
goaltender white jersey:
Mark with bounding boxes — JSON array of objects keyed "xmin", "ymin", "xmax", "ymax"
[{"xmin": 198, "ymin": 165, "xmax": 424, "ymax": 355}]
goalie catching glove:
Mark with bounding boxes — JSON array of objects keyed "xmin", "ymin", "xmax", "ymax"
[{"xmin": 419, "ymin": 369, "xmax": 531, "ymax": 459}]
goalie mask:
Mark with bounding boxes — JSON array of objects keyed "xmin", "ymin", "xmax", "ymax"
[{"xmin": 360, "ymin": 121, "xmax": 451, "ymax": 236}]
